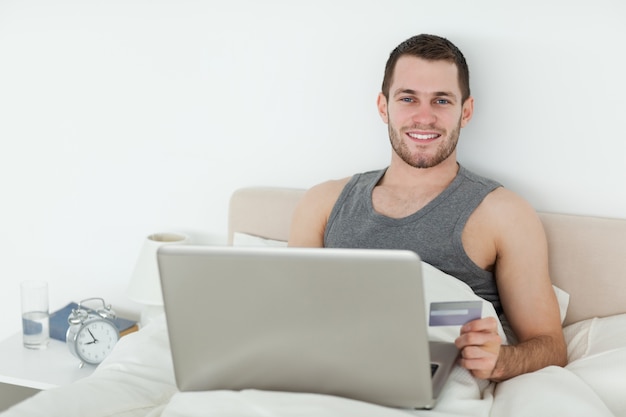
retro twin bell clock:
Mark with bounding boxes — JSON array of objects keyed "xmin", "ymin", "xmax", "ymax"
[{"xmin": 66, "ymin": 298, "xmax": 120, "ymax": 367}]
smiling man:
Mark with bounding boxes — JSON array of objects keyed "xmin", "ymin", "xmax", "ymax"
[{"xmin": 288, "ymin": 34, "xmax": 567, "ymax": 381}]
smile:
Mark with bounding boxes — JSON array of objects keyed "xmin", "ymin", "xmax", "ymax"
[{"xmin": 407, "ymin": 132, "xmax": 441, "ymax": 140}]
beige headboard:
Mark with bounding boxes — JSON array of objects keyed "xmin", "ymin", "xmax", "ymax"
[
  {"xmin": 539, "ymin": 213, "xmax": 626, "ymax": 325},
  {"xmin": 228, "ymin": 187, "xmax": 306, "ymax": 243},
  {"xmin": 228, "ymin": 187, "xmax": 626, "ymax": 326}
]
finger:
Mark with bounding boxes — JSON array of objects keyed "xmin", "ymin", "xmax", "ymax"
[
  {"xmin": 455, "ymin": 331, "xmax": 501, "ymax": 350},
  {"xmin": 461, "ymin": 316, "xmax": 499, "ymax": 333},
  {"xmin": 458, "ymin": 348, "xmax": 499, "ymax": 379},
  {"xmin": 458, "ymin": 357, "xmax": 496, "ymax": 380},
  {"xmin": 460, "ymin": 345, "xmax": 494, "ymax": 360}
]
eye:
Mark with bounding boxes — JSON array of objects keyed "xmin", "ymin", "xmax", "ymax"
[
  {"xmin": 400, "ymin": 97, "xmax": 415, "ymax": 103},
  {"xmin": 435, "ymin": 98, "xmax": 450, "ymax": 105}
]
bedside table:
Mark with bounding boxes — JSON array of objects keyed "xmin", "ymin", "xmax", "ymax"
[{"xmin": 0, "ymin": 333, "xmax": 95, "ymax": 390}]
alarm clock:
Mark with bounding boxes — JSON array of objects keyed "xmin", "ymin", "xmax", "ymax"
[{"xmin": 66, "ymin": 298, "xmax": 120, "ymax": 367}]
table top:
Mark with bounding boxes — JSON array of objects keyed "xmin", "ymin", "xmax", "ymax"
[{"xmin": 0, "ymin": 333, "xmax": 95, "ymax": 390}]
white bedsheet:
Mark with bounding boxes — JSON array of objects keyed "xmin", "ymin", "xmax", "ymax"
[{"xmin": 3, "ymin": 265, "xmax": 625, "ymax": 417}]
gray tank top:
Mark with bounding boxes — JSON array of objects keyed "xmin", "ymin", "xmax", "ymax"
[{"xmin": 324, "ymin": 165, "xmax": 503, "ymax": 314}]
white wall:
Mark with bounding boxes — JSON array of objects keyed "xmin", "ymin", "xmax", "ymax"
[{"xmin": 1, "ymin": 0, "xmax": 624, "ymax": 340}]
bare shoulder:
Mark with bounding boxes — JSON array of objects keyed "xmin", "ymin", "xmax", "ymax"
[
  {"xmin": 303, "ymin": 177, "xmax": 351, "ymax": 204},
  {"xmin": 288, "ymin": 176, "xmax": 351, "ymax": 247},
  {"xmin": 472, "ymin": 187, "xmax": 548, "ymax": 272},
  {"xmin": 467, "ymin": 187, "xmax": 542, "ymax": 236},
  {"xmin": 297, "ymin": 177, "xmax": 352, "ymax": 218},
  {"xmin": 479, "ymin": 187, "xmax": 543, "ymax": 231},
  {"xmin": 464, "ymin": 187, "xmax": 546, "ymax": 270}
]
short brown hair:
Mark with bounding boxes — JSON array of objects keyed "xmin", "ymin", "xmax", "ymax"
[{"xmin": 381, "ymin": 34, "xmax": 470, "ymax": 103}]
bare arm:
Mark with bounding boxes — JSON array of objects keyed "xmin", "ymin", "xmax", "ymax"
[
  {"xmin": 288, "ymin": 178, "xmax": 349, "ymax": 248},
  {"xmin": 456, "ymin": 188, "xmax": 567, "ymax": 381}
]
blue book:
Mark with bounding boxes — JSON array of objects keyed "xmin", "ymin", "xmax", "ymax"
[{"xmin": 49, "ymin": 302, "xmax": 138, "ymax": 342}]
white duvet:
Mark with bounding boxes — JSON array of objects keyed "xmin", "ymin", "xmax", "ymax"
[{"xmin": 3, "ymin": 264, "xmax": 625, "ymax": 417}]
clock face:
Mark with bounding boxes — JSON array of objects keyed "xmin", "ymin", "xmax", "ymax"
[{"xmin": 76, "ymin": 319, "xmax": 119, "ymax": 364}]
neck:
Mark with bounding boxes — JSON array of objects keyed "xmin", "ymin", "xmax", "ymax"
[
  {"xmin": 371, "ymin": 155, "xmax": 460, "ymax": 219},
  {"xmin": 381, "ymin": 154, "xmax": 460, "ymax": 190}
]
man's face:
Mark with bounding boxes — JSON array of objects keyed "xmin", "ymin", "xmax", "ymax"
[{"xmin": 377, "ymin": 56, "xmax": 473, "ymax": 169}]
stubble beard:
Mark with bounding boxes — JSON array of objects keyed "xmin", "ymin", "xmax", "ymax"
[{"xmin": 388, "ymin": 118, "xmax": 461, "ymax": 169}]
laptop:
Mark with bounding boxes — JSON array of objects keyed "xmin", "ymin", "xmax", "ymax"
[{"xmin": 157, "ymin": 245, "xmax": 458, "ymax": 409}]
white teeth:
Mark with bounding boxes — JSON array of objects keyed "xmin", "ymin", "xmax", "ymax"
[{"xmin": 409, "ymin": 133, "xmax": 439, "ymax": 140}]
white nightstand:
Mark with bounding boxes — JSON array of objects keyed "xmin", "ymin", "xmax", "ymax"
[{"xmin": 0, "ymin": 333, "xmax": 94, "ymax": 390}]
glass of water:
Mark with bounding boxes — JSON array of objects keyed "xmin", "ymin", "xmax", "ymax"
[{"xmin": 20, "ymin": 280, "xmax": 50, "ymax": 349}]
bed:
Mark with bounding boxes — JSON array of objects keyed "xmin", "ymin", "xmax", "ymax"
[{"xmin": 2, "ymin": 186, "xmax": 626, "ymax": 417}]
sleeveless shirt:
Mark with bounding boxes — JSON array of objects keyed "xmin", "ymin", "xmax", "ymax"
[{"xmin": 324, "ymin": 165, "xmax": 504, "ymax": 314}]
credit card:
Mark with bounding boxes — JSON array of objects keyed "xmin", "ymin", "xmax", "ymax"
[{"xmin": 429, "ymin": 301, "xmax": 482, "ymax": 326}]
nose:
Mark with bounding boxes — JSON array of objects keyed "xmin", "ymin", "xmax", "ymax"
[{"xmin": 411, "ymin": 103, "xmax": 437, "ymax": 127}]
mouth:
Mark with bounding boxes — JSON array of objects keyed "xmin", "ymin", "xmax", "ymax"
[{"xmin": 406, "ymin": 131, "xmax": 442, "ymax": 142}]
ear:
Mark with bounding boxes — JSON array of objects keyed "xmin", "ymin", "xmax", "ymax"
[
  {"xmin": 460, "ymin": 96, "xmax": 474, "ymax": 128},
  {"xmin": 377, "ymin": 93, "xmax": 389, "ymax": 124}
]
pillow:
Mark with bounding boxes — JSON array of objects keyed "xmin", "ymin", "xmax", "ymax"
[
  {"xmin": 564, "ymin": 314, "xmax": 626, "ymax": 415},
  {"xmin": 563, "ymin": 319, "xmax": 592, "ymax": 362},
  {"xmin": 553, "ymin": 285, "xmax": 570, "ymax": 325},
  {"xmin": 564, "ymin": 312, "xmax": 626, "ymax": 363},
  {"xmin": 585, "ymin": 313, "xmax": 626, "ymax": 355}
]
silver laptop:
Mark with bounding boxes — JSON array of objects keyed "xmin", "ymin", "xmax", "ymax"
[{"xmin": 157, "ymin": 245, "xmax": 458, "ymax": 409}]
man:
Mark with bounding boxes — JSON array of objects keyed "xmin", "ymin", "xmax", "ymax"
[{"xmin": 288, "ymin": 34, "xmax": 566, "ymax": 381}]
